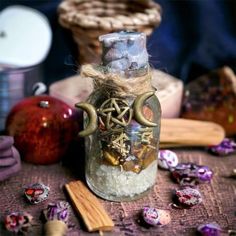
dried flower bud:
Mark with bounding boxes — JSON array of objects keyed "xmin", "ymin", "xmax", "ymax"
[
  {"xmin": 175, "ymin": 187, "xmax": 202, "ymax": 207},
  {"xmin": 4, "ymin": 212, "xmax": 33, "ymax": 234},
  {"xmin": 43, "ymin": 201, "xmax": 70, "ymax": 224}
]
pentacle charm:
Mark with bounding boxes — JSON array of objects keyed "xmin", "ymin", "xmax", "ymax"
[
  {"xmin": 98, "ymin": 98, "xmax": 132, "ymax": 130},
  {"xmin": 24, "ymin": 183, "xmax": 50, "ymax": 204}
]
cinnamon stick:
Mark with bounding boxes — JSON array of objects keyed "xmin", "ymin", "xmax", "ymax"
[{"xmin": 65, "ymin": 180, "xmax": 114, "ymax": 232}]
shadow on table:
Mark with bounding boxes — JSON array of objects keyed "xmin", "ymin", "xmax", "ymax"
[{"xmin": 62, "ymin": 137, "xmax": 86, "ymax": 182}]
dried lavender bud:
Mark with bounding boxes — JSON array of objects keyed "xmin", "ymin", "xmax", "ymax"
[
  {"xmin": 158, "ymin": 150, "xmax": 178, "ymax": 170},
  {"xmin": 4, "ymin": 212, "xmax": 33, "ymax": 234},
  {"xmin": 43, "ymin": 201, "xmax": 70, "ymax": 224},
  {"xmin": 171, "ymin": 163, "xmax": 213, "ymax": 185},
  {"xmin": 24, "ymin": 182, "xmax": 50, "ymax": 204},
  {"xmin": 197, "ymin": 222, "xmax": 222, "ymax": 236},
  {"xmin": 208, "ymin": 138, "xmax": 236, "ymax": 156},
  {"xmin": 175, "ymin": 187, "xmax": 202, "ymax": 207},
  {"xmin": 142, "ymin": 207, "xmax": 171, "ymax": 226}
]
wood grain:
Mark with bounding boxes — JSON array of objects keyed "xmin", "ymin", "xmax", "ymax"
[
  {"xmin": 160, "ymin": 118, "xmax": 225, "ymax": 147},
  {"xmin": 65, "ymin": 180, "xmax": 114, "ymax": 232}
]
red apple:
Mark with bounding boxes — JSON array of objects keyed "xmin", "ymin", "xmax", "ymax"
[{"xmin": 6, "ymin": 95, "xmax": 80, "ymax": 165}]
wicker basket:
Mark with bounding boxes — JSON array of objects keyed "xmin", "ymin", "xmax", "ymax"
[{"xmin": 58, "ymin": 0, "xmax": 162, "ymax": 64}]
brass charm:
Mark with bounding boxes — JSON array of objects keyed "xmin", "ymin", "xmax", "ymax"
[
  {"xmin": 138, "ymin": 127, "xmax": 153, "ymax": 145},
  {"xmin": 108, "ymin": 132, "xmax": 130, "ymax": 157},
  {"xmin": 133, "ymin": 91, "xmax": 157, "ymax": 127},
  {"xmin": 75, "ymin": 102, "xmax": 98, "ymax": 137},
  {"xmin": 98, "ymin": 98, "xmax": 132, "ymax": 130}
]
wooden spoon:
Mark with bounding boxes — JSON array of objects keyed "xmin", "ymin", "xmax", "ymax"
[{"xmin": 160, "ymin": 118, "xmax": 225, "ymax": 148}]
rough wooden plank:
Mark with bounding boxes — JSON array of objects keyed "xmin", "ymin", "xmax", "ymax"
[{"xmin": 65, "ymin": 180, "xmax": 114, "ymax": 232}]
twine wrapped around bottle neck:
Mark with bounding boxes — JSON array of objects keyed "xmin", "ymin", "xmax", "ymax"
[{"xmin": 81, "ymin": 64, "xmax": 154, "ymax": 97}]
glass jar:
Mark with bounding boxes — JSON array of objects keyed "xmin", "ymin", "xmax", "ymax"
[{"xmin": 77, "ymin": 32, "xmax": 161, "ymax": 201}]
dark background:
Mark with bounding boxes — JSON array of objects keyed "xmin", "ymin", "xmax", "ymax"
[{"xmin": 1, "ymin": 0, "xmax": 236, "ymax": 85}]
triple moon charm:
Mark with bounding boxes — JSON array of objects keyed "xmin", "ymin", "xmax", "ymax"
[{"xmin": 75, "ymin": 91, "xmax": 157, "ymax": 137}]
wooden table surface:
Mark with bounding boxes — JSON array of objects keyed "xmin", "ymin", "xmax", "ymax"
[{"xmin": 0, "ymin": 149, "xmax": 235, "ymax": 236}]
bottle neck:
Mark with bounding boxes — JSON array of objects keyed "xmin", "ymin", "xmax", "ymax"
[{"xmin": 99, "ymin": 31, "xmax": 149, "ymax": 79}]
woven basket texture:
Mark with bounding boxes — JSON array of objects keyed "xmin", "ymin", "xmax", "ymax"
[{"xmin": 58, "ymin": 0, "xmax": 162, "ymax": 64}]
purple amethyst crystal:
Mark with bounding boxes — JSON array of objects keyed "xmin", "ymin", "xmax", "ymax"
[
  {"xmin": 196, "ymin": 165, "xmax": 213, "ymax": 182},
  {"xmin": 208, "ymin": 138, "xmax": 236, "ymax": 156},
  {"xmin": 158, "ymin": 150, "xmax": 178, "ymax": 170},
  {"xmin": 197, "ymin": 222, "xmax": 222, "ymax": 236},
  {"xmin": 171, "ymin": 163, "xmax": 213, "ymax": 185},
  {"xmin": 43, "ymin": 201, "xmax": 70, "ymax": 224}
]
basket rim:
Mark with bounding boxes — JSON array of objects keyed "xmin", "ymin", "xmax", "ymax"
[{"xmin": 58, "ymin": 0, "xmax": 162, "ymax": 30}]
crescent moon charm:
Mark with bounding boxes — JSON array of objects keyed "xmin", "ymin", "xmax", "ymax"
[
  {"xmin": 133, "ymin": 91, "xmax": 157, "ymax": 127},
  {"xmin": 75, "ymin": 102, "xmax": 98, "ymax": 137}
]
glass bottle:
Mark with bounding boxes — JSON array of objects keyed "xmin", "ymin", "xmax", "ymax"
[{"xmin": 76, "ymin": 32, "xmax": 161, "ymax": 201}]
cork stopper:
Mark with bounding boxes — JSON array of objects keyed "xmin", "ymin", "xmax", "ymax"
[{"xmin": 99, "ymin": 31, "xmax": 148, "ymax": 77}]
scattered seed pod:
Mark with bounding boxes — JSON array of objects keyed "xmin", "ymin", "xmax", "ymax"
[
  {"xmin": 24, "ymin": 182, "xmax": 50, "ymax": 204},
  {"xmin": 4, "ymin": 212, "xmax": 33, "ymax": 234},
  {"xmin": 197, "ymin": 222, "xmax": 222, "ymax": 236},
  {"xmin": 158, "ymin": 150, "xmax": 178, "ymax": 170},
  {"xmin": 171, "ymin": 163, "xmax": 213, "ymax": 185},
  {"xmin": 208, "ymin": 138, "xmax": 236, "ymax": 156},
  {"xmin": 175, "ymin": 187, "xmax": 202, "ymax": 207},
  {"xmin": 142, "ymin": 207, "xmax": 171, "ymax": 226}
]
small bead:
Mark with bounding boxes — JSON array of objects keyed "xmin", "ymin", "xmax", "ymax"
[
  {"xmin": 4, "ymin": 212, "xmax": 33, "ymax": 234},
  {"xmin": 158, "ymin": 150, "xmax": 178, "ymax": 170},
  {"xmin": 175, "ymin": 187, "xmax": 202, "ymax": 207},
  {"xmin": 197, "ymin": 222, "xmax": 222, "ymax": 236},
  {"xmin": 24, "ymin": 182, "xmax": 50, "ymax": 204},
  {"xmin": 142, "ymin": 207, "xmax": 171, "ymax": 226}
]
